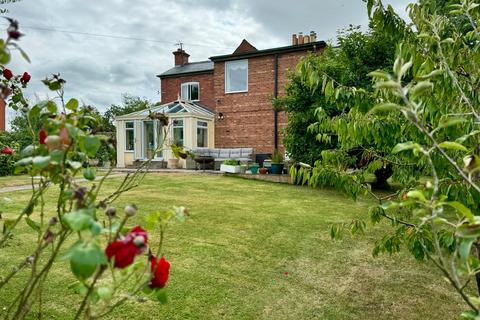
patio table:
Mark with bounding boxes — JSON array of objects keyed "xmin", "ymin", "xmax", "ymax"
[{"xmin": 194, "ymin": 156, "xmax": 215, "ymax": 171}]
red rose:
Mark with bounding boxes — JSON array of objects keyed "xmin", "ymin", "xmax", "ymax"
[
  {"xmin": 3, "ymin": 69, "xmax": 13, "ymax": 80},
  {"xmin": 39, "ymin": 128, "xmax": 47, "ymax": 145},
  {"xmin": 1, "ymin": 147, "xmax": 13, "ymax": 155},
  {"xmin": 149, "ymin": 256, "xmax": 170, "ymax": 289},
  {"xmin": 20, "ymin": 72, "xmax": 31, "ymax": 84},
  {"xmin": 105, "ymin": 226, "xmax": 148, "ymax": 269}
]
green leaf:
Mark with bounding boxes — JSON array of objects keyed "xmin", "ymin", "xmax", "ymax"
[
  {"xmin": 83, "ymin": 167, "xmax": 96, "ymax": 181},
  {"xmin": 154, "ymin": 288, "xmax": 168, "ymax": 304},
  {"xmin": 69, "ymin": 242, "xmax": 107, "ymax": 281},
  {"xmin": 67, "ymin": 161, "xmax": 82, "ymax": 171},
  {"xmin": 97, "ymin": 286, "xmax": 113, "ymax": 300},
  {"xmin": 50, "ymin": 150, "xmax": 64, "ymax": 164},
  {"xmin": 374, "ymin": 80, "xmax": 401, "ymax": 90},
  {"xmin": 46, "ymin": 101, "xmax": 57, "ymax": 113},
  {"xmin": 32, "ymin": 156, "xmax": 51, "ymax": 170},
  {"xmin": 459, "ymin": 238, "xmax": 474, "ymax": 262},
  {"xmin": 392, "ymin": 142, "xmax": 422, "ymax": 154},
  {"xmin": 367, "ymin": 70, "xmax": 389, "ymax": 80},
  {"xmin": 369, "ymin": 102, "xmax": 403, "ymax": 114},
  {"xmin": 437, "ymin": 117, "xmax": 467, "ymax": 129},
  {"xmin": 444, "ymin": 201, "xmax": 474, "ymax": 222},
  {"xmin": 63, "ymin": 210, "xmax": 95, "ymax": 232},
  {"xmin": 0, "ymin": 47, "xmax": 11, "ymax": 64},
  {"xmin": 410, "ymin": 81, "xmax": 433, "ymax": 96},
  {"xmin": 81, "ymin": 136, "xmax": 101, "ymax": 158},
  {"xmin": 66, "ymin": 98, "xmax": 79, "ymax": 111},
  {"xmin": 406, "ymin": 190, "xmax": 427, "ymax": 202},
  {"xmin": 438, "ymin": 141, "xmax": 467, "ymax": 152},
  {"xmin": 25, "ymin": 217, "xmax": 40, "ymax": 232},
  {"xmin": 2, "ymin": 218, "xmax": 16, "ymax": 234}
]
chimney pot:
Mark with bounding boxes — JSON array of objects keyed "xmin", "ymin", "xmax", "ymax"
[
  {"xmin": 304, "ymin": 35, "xmax": 310, "ymax": 44},
  {"xmin": 298, "ymin": 32, "xmax": 304, "ymax": 45},
  {"xmin": 292, "ymin": 33, "xmax": 298, "ymax": 46}
]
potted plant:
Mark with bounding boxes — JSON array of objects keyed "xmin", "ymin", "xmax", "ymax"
[
  {"xmin": 240, "ymin": 164, "xmax": 247, "ymax": 174},
  {"xmin": 249, "ymin": 163, "xmax": 259, "ymax": 174},
  {"xmin": 259, "ymin": 167, "xmax": 268, "ymax": 175},
  {"xmin": 270, "ymin": 150, "xmax": 284, "ymax": 174},
  {"xmin": 169, "ymin": 143, "xmax": 188, "ymax": 169},
  {"xmin": 220, "ymin": 159, "xmax": 241, "ymax": 173}
]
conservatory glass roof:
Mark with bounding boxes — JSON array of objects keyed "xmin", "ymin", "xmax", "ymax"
[{"xmin": 116, "ymin": 100, "xmax": 215, "ymax": 120}]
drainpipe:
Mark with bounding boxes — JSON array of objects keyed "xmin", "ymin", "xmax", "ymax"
[{"xmin": 274, "ymin": 53, "xmax": 279, "ymax": 150}]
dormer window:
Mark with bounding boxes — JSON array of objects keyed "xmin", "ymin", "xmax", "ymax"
[{"xmin": 180, "ymin": 82, "xmax": 199, "ymax": 101}]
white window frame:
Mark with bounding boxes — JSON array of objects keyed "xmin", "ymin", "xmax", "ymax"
[
  {"xmin": 172, "ymin": 119, "xmax": 184, "ymax": 147},
  {"xmin": 180, "ymin": 82, "xmax": 200, "ymax": 101},
  {"xmin": 196, "ymin": 120, "xmax": 208, "ymax": 148},
  {"xmin": 125, "ymin": 121, "xmax": 135, "ymax": 152},
  {"xmin": 225, "ymin": 59, "xmax": 248, "ymax": 94}
]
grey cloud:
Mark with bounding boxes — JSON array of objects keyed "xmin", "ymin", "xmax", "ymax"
[{"xmin": 3, "ymin": 0, "xmax": 410, "ymax": 128}]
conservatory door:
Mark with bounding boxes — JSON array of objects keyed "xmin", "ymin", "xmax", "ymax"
[{"xmin": 142, "ymin": 121, "xmax": 163, "ymax": 160}]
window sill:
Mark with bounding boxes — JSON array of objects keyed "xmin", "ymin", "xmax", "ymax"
[{"xmin": 225, "ymin": 90, "xmax": 248, "ymax": 94}]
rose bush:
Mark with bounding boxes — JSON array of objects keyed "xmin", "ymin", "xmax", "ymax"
[{"xmin": 0, "ymin": 18, "xmax": 186, "ymax": 320}]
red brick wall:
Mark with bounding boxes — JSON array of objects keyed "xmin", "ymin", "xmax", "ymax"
[
  {"xmin": 213, "ymin": 48, "xmax": 323, "ymax": 154},
  {"xmin": 160, "ymin": 73, "xmax": 215, "ymax": 109}
]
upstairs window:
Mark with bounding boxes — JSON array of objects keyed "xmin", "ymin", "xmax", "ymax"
[
  {"xmin": 225, "ymin": 59, "xmax": 248, "ymax": 93},
  {"xmin": 180, "ymin": 82, "xmax": 199, "ymax": 101},
  {"xmin": 125, "ymin": 121, "xmax": 134, "ymax": 151},
  {"xmin": 197, "ymin": 121, "xmax": 208, "ymax": 148}
]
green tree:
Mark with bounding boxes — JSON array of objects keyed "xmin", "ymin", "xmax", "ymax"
[
  {"xmin": 101, "ymin": 95, "xmax": 151, "ymax": 132},
  {"xmin": 296, "ymin": 0, "xmax": 480, "ymax": 316},
  {"xmin": 278, "ymin": 26, "xmax": 397, "ymax": 183}
]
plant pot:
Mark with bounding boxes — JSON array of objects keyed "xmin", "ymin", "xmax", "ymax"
[
  {"xmin": 250, "ymin": 165, "xmax": 259, "ymax": 174},
  {"xmin": 259, "ymin": 168, "xmax": 268, "ymax": 175},
  {"xmin": 168, "ymin": 158, "xmax": 179, "ymax": 169},
  {"xmin": 270, "ymin": 163, "xmax": 284, "ymax": 175},
  {"xmin": 220, "ymin": 164, "xmax": 241, "ymax": 173}
]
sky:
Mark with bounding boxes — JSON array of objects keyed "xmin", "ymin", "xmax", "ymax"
[{"xmin": 3, "ymin": 0, "xmax": 411, "ymax": 124}]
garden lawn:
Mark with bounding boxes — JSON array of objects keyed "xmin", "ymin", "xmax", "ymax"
[{"xmin": 0, "ymin": 173, "xmax": 464, "ymax": 319}]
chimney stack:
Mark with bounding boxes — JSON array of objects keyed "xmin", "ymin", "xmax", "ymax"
[
  {"xmin": 292, "ymin": 33, "xmax": 298, "ymax": 46},
  {"xmin": 173, "ymin": 48, "xmax": 190, "ymax": 66},
  {"xmin": 292, "ymin": 31, "xmax": 317, "ymax": 46}
]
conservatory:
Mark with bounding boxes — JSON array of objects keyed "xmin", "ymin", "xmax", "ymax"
[{"xmin": 115, "ymin": 100, "xmax": 215, "ymax": 168}]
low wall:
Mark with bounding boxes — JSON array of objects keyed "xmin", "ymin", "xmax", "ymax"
[{"xmin": 233, "ymin": 173, "xmax": 291, "ymax": 184}]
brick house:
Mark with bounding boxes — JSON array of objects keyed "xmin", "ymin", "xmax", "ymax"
[
  {"xmin": 160, "ymin": 33, "xmax": 325, "ymax": 158},
  {"xmin": 116, "ymin": 32, "xmax": 325, "ymax": 168}
]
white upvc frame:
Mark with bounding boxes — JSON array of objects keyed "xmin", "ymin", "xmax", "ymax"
[
  {"xmin": 180, "ymin": 82, "xmax": 200, "ymax": 101},
  {"xmin": 225, "ymin": 59, "xmax": 249, "ymax": 94},
  {"xmin": 141, "ymin": 120, "xmax": 164, "ymax": 161},
  {"xmin": 196, "ymin": 120, "xmax": 208, "ymax": 148},
  {"xmin": 172, "ymin": 119, "xmax": 185, "ymax": 147},
  {"xmin": 124, "ymin": 121, "xmax": 135, "ymax": 152}
]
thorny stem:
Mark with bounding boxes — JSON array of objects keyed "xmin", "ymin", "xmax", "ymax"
[
  {"xmin": 11, "ymin": 231, "xmax": 68, "ymax": 320},
  {"xmin": 73, "ymin": 265, "xmax": 107, "ymax": 320}
]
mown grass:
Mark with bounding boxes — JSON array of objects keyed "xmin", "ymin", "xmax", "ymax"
[
  {"xmin": 0, "ymin": 173, "xmax": 464, "ymax": 319},
  {"xmin": 0, "ymin": 170, "xmax": 109, "ymax": 189}
]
